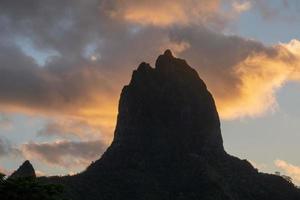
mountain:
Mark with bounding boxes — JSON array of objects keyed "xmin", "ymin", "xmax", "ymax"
[
  {"xmin": 10, "ymin": 160, "xmax": 36, "ymax": 179},
  {"xmin": 40, "ymin": 50, "xmax": 300, "ymax": 199}
]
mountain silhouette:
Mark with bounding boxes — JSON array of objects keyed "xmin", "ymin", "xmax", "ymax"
[
  {"xmin": 10, "ymin": 160, "xmax": 36, "ymax": 179},
  {"xmin": 33, "ymin": 50, "xmax": 300, "ymax": 199}
]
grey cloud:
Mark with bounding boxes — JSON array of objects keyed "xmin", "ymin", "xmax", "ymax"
[
  {"xmin": 0, "ymin": 41, "xmax": 115, "ymax": 114},
  {"xmin": 253, "ymin": 0, "xmax": 300, "ymax": 21},
  {"xmin": 37, "ymin": 119, "xmax": 101, "ymax": 139},
  {"xmin": 0, "ymin": 138, "xmax": 8, "ymax": 156},
  {"xmin": 0, "ymin": 0, "xmax": 166, "ymax": 115},
  {"xmin": 0, "ymin": 138, "xmax": 20, "ymax": 157},
  {"xmin": 23, "ymin": 140, "xmax": 106, "ymax": 167},
  {"xmin": 0, "ymin": 113, "xmax": 12, "ymax": 129}
]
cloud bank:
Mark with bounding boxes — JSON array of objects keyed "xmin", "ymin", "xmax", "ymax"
[
  {"xmin": 1, "ymin": 0, "xmax": 300, "ymax": 171},
  {"xmin": 0, "ymin": 0, "xmax": 299, "ymax": 124},
  {"xmin": 22, "ymin": 140, "xmax": 106, "ymax": 168}
]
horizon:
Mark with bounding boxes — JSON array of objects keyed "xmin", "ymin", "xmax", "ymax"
[{"xmin": 1, "ymin": 0, "xmax": 300, "ymax": 186}]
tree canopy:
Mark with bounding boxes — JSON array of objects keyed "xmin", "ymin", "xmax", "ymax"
[{"xmin": 0, "ymin": 174, "xmax": 68, "ymax": 200}]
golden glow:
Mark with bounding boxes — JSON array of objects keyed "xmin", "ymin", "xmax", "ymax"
[
  {"xmin": 0, "ymin": 94, "xmax": 118, "ymax": 144},
  {"xmin": 216, "ymin": 40, "xmax": 300, "ymax": 119},
  {"xmin": 2, "ymin": 36, "xmax": 300, "ymax": 144},
  {"xmin": 275, "ymin": 159, "xmax": 300, "ymax": 185},
  {"xmin": 109, "ymin": 0, "xmax": 221, "ymax": 26},
  {"xmin": 124, "ymin": 3, "xmax": 186, "ymax": 26}
]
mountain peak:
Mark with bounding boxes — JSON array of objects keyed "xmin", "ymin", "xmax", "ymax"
[
  {"xmin": 110, "ymin": 50, "xmax": 224, "ymax": 157},
  {"xmin": 10, "ymin": 160, "xmax": 36, "ymax": 179},
  {"xmin": 163, "ymin": 49, "xmax": 173, "ymax": 57}
]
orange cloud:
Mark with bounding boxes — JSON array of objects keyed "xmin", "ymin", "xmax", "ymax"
[
  {"xmin": 275, "ymin": 159, "xmax": 300, "ymax": 185},
  {"xmin": 215, "ymin": 39, "xmax": 300, "ymax": 119},
  {"xmin": 0, "ymin": 92, "xmax": 118, "ymax": 143},
  {"xmin": 105, "ymin": 0, "xmax": 223, "ymax": 27}
]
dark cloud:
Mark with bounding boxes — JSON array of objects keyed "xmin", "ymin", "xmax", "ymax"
[
  {"xmin": 0, "ymin": 41, "xmax": 115, "ymax": 112},
  {"xmin": 22, "ymin": 140, "xmax": 105, "ymax": 167}
]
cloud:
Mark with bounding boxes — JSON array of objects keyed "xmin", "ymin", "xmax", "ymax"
[
  {"xmin": 0, "ymin": 139, "xmax": 8, "ymax": 156},
  {"xmin": 275, "ymin": 159, "xmax": 300, "ymax": 185},
  {"xmin": 0, "ymin": 0, "xmax": 189, "ymax": 140},
  {"xmin": 0, "ymin": 138, "xmax": 20, "ymax": 157},
  {"xmin": 0, "ymin": 113, "xmax": 12, "ymax": 130},
  {"xmin": 104, "ymin": 0, "xmax": 224, "ymax": 27},
  {"xmin": 252, "ymin": 0, "xmax": 300, "ymax": 22},
  {"xmin": 0, "ymin": 41, "xmax": 118, "ymax": 139},
  {"xmin": 232, "ymin": 1, "xmax": 252, "ymax": 13},
  {"xmin": 215, "ymin": 41, "xmax": 300, "ymax": 119},
  {"xmin": 249, "ymin": 160, "xmax": 267, "ymax": 171},
  {"xmin": 22, "ymin": 140, "xmax": 106, "ymax": 168},
  {"xmin": 35, "ymin": 170, "xmax": 46, "ymax": 177},
  {"xmin": 171, "ymin": 26, "xmax": 300, "ymax": 119},
  {"xmin": 37, "ymin": 119, "xmax": 101, "ymax": 140}
]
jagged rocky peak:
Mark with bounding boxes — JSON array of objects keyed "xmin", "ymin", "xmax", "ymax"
[
  {"xmin": 155, "ymin": 49, "xmax": 199, "ymax": 78},
  {"xmin": 10, "ymin": 160, "xmax": 36, "ymax": 179},
  {"xmin": 113, "ymin": 50, "xmax": 224, "ymax": 155}
]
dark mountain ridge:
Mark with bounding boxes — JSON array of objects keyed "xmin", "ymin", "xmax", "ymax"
[{"xmin": 17, "ymin": 50, "xmax": 300, "ymax": 199}]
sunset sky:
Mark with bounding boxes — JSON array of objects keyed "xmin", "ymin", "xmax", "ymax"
[{"xmin": 1, "ymin": 0, "xmax": 300, "ymax": 184}]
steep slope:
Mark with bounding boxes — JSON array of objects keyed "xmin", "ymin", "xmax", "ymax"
[{"xmin": 45, "ymin": 50, "xmax": 299, "ymax": 200}]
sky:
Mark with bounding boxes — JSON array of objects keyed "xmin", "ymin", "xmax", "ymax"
[{"xmin": 0, "ymin": 0, "xmax": 300, "ymax": 185}]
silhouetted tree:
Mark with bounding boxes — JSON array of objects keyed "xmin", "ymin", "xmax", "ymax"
[{"xmin": 0, "ymin": 176, "xmax": 68, "ymax": 200}]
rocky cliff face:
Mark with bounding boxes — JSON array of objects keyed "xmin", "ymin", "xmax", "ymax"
[
  {"xmin": 107, "ymin": 50, "xmax": 223, "ymax": 158},
  {"xmin": 10, "ymin": 160, "xmax": 36, "ymax": 179},
  {"xmin": 44, "ymin": 51, "xmax": 300, "ymax": 200}
]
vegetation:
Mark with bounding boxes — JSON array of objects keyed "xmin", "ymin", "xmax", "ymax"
[{"xmin": 0, "ymin": 172, "xmax": 68, "ymax": 200}]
